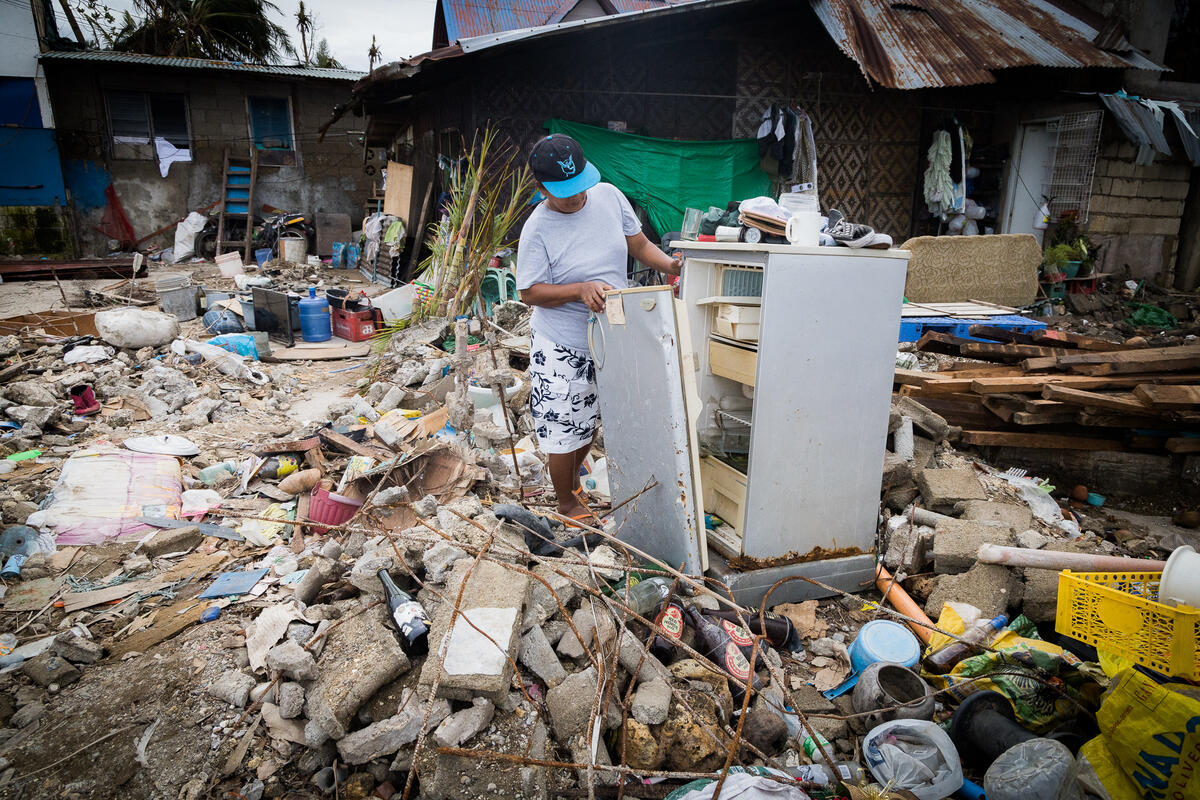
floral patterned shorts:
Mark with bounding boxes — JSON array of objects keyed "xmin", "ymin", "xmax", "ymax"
[{"xmin": 528, "ymin": 331, "xmax": 599, "ymax": 454}]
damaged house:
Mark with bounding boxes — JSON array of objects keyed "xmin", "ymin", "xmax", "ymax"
[{"xmin": 338, "ymin": 0, "xmax": 1200, "ymax": 290}]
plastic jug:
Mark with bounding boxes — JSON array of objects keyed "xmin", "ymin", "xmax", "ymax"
[{"xmin": 299, "ymin": 287, "xmax": 331, "ymax": 342}]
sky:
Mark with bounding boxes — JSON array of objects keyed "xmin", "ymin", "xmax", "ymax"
[{"xmin": 88, "ymin": 0, "xmax": 438, "ymax": 71}]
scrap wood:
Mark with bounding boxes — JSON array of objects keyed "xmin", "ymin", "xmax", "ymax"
[
  {"xmin": 0, "ymin": 462, "xmax": 56, "ymax": 482},
  {"xmin": 257, "ymin": 436, "xmax": 320, "ymax": 456},
  {"xmin": 969, "ymin": 373, "xmax": 1200, "ymax": 394},
  {"xmin": 318, "ymin": 428, "xmax": 393, "ymax": 460},
  {"xmin": 1070, "ymin": 352, "xmax": 1200, "ymax": 376},
  {"xmin": 915, "ymin": 331, "xmax": 973, "ymax": 356},
  {"xmin": 62, "ymin": 579, "xmax": 172, "ymax": 612},
  {"xmin": 1040, "ymin": 384, "xmax": 1154, "ymax": 414},
  {"xmin": 959, "ymin": 430, "xmax": 1125, "ymax": 450},
  {"xmin": 1166, "ymin": 437, "xmax": 1200, "ymax": 453},
  {"xmin": 933, "ymin": 364, "xmax": 1025, "ymax": 377},
  {"xmin": 959, "ymin": 341, "xmax": 1061, "ymax": 362},
  {"xmin": 966, "ymin": 325, "xmax": 1044, "ymax": 346},
  {"xmin": 1031, "ymin": 328, "xmax": 1131, "ymax": 351},
  {"xmin": 107, "ymin": 598, "xmax": 213, "ymax": 659},
  {"xmin": 1049, "ymin": 343, "xmax": 1200, "ymax": 366},
  {"xmin": 1132, "ymin": 384, "xmax": 1200, "ymax": 410}
]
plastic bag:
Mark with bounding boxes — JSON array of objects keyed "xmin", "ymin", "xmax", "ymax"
[
  {"xmin": 863, "ymin": 720, "xmax": 963, "ymax": 800},
  {"xmin": 172, "ymin": 338, "xmax": 269, "ymax": 385},
  {"xmin": 984, "ymin": 738, "xmax": 1082, "ymax": 800},
  {"xmin": 172, "ymin": 212, "xmax": 208, "ymax": 262},
  {"xmin": 1076, "ymin": 667, "xmax": 1200, "ymax": 800}
]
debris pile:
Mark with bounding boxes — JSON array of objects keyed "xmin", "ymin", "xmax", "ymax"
[{"xmin": 0, "ymin": 265, "xmax": 1193, "ymax": 800}]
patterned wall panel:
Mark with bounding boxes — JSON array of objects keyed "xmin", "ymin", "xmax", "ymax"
[{"xmin": 734, "ymin": 40, "xmax": 921, "ymax": 237}]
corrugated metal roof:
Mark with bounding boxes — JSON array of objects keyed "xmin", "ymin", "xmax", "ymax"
[
  {"xmin": 440, "ymin": 0, "xmax": 681, "ymax": 43},
  {"xmin": 810, "ymin": 0, "xmax": 1163, "ymax": 90},
  {"xmin": 38, "ymin": 50, "xmax": 365, "ymax": 80}
]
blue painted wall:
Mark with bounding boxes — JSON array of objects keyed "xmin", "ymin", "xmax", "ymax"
[{"xmin": 0, "ymin": 78, "xmax": 66, "ymax": 207}]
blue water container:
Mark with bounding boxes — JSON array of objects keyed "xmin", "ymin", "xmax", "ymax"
[{"xmin": 299, "ymin": 287, "xmax": 331, "ymax": 342}]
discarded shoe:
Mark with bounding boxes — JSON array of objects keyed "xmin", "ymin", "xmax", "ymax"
[
  {"xmin": 827, "ymin": 210, "xmax": 876, "ymax": 248},
  {"xmin": 69, "ymin": 384, "xmax": 101, "ymax": 416}
]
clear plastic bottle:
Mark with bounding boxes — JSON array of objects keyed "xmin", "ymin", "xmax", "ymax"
[
  {"xmin": 922, "ymin": 614, "xmax": 1008, "ymax": 674},
  {"xmin": 786, "ymin": 761, "xmax": 867, "ymax": 787}
]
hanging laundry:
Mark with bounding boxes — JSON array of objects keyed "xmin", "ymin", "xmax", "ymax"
[
  {"xmin": 155, "ymin": 137, "xmax": 192, "ymax": 178},
  {"xmin": 924, "ymin": 130, "xmax": 955, "ymax": 220}
]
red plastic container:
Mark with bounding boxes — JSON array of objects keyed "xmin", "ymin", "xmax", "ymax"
[
  {"xmin": 331, "ymin": 306, "xmax": 380, "ymax": 342},
  {"xmin": 308, "ymin": 485, "xmax": 363, "ymax": 533}
]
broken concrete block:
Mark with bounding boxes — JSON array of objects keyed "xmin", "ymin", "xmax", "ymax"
[
  {"xmin": 433, "ymin": 697, "xmax": 494, "ymax": 748},
  {"xmin": 1, "ymin": 381, "xmax": 57, "ymax": 407},
  {"xmin": 557, "ymin": 599, "xmax": 616, "ymax": 660},
  {"xmin": 266, "ymin": 640, "xmax": 318, "ymax": 681},
  {"xmin": 262, "ymin": 702, "xmax": 308, "ymax": 745},
  {"xmin": 522, "ymin": 561, "xmax": 586, "ymax": 630},
  {"xmin": 22, "ymin": 653, "xmax": 80, "ymax": 688},
  {"xmin": 883, "ymin": 521, "xmax": 934, "ymax": 574},
  {"xmin": 422, "ymin": 540, "xmax": 468, "ymax": 584},
  {"xmin": 347, "ymin": 554, "xmax": 393, "ymax": 597},
  {"xmin": 925, "ymin": 563, "xmax": 1021, "ymax": 620},
  {"xmin": 631, "ymin": 679, "xmax": 671, "ymax": 725},
  {"xmin": 518, "ymin": 625, "xmax": 567, "ymax": 688},
  {"xmin": 51, "ymin": 632, "xmax": 104, "ymax": 664},
  {"xmin": 546, "ymin": 666, "xmax": 598, "ymax": 742},
  {"xmin": 337, "ymin": 688, "xmax": 449, "ymax": 765},
  {"xmin": 376, "ymin": 385, "xmax": 406, "ymax": 413},
  {"xmin": 957, "ymin": 500, "xmax": 1034, "ymax": 530},
  {"xmin": 623, "ymin": 719, "xmax": 664, "ymax": 771},
  {"xmin": 569, "ymin": 731, "xmax": 619, "ymax": 786},
  {"xmin": 932, "ymin": 518, "xmax": 1016, "ymax": 574},
  {"xmin": 208, "ymin": 670, "xmax": 256, "ymax": 707},
  {"xmin": 5, "ymin": 405, "xmax": 57, "ymax": 428},
  {"xmin": 1016, "ymin": 529, "xmax": 1050, "ymax": 550},
  {"xmin": 882, "ymin": 453, "xmax": 913, "ymax": 486},
  {"xmin": 916, "ymin": 468, "xmax": 987, "ymax": 511},
  {"xmin": 278, "ymin": 682, "xmax": 305, "ymax": 719},
  {"xmin": 1021, "ymin": 541, "xmax": 1095, "ymax": 622},
  {"xmin": 305, "ymin": 603, "xmax": 411, "ymax": 740},
  {"xmin": 418, "ymin": 558, "xmax": 529, "ymax": 703},
  {"xmin": 617, "ymin": 628, "xmax": 672, "ymax": 685},
  {"xmin": 414, "ymin": 718, "xmax": 548, "ymax": 800},
  {"xmin": 142, "ymin": 525, "xmax": 203, "ymax": 557}
]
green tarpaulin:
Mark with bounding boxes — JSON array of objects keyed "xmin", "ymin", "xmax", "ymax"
[{"xmin": 545, "ymin": 118, "xmax": 769, "ymax": 238}]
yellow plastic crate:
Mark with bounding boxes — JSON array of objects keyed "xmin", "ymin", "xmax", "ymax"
[{"xmin": 1055, "ymin": 570, "xmax": 1200, "ymax": 679}]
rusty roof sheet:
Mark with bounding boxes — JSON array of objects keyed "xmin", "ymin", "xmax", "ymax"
[
  {"xmin": 39, "ymin": 50, "xmax": 365, "ymax": 79},
  {"xmin": 810, "ymin": 0, "xmax": 1163, "ymax": 89},
  {"xmin": 440, "ymin": 0, "xmax": 681, "ymax": 43}
]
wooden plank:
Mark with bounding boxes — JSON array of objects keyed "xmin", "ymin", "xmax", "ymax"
[
  {"xmin": 902, "ymin": 378, "xmax": 981, "ymax": 395},
  {"xmin": 966, "ymin": 325, "xmax": 1043, "ymax": 346},
  {"xmin": 893, "ymin": 368, "xmax": 942, "ymax": 387},
  {"xmin": 915, "ymin": 331, "xmax": 972, "ymax": 356},
  {"xmin": 1053, "ymin": 344, "xmax": 1200, "ymax": 366},
  {"xmin": 1077, "ymin": 411, "xmax": 1170, "ymax": 428},
  {"xmin": 970, "ymin": 373, "xmax": 1200, "ymax": 394},
  {"xmin": 960, "ymin": 342, "xmax": 1061, "ymax": 362},
  {"xmin": 934, "ymin": 364, "xmax": 1024, "ymax": 377},
  {"xmin": 383, "ymin": 162, "xmax": 414, "ymax": 221},
  {"xmin": 1022, "ymin": 356, "xmax": 1060, "ymax": 372},
  {"xmin": 982, "ymin": 394, "xmax": 1025, "ymax": 422},
  {"xmin": 318, "ymin": 428, "xmax": 392, "ymax": 460},
  {"xmin": 709, "ymin": 339, "xmax": 757, "ymax": 387},
  {"xmin": 109, "ymin": 598, "xmax": 211, "ymax": 659},
  {"xmin": 1041, "ymin": 384, "xmax": 1154, "ymax": 414},
  {"xmin": 63, "ymin": 579, "xmax": 171, "ymax": 612},
  {"xmin": 1070, "ymin": 353, "xmax": 1200, "ymax": 375},
  {"xmin": 1166, "ymin": 437, "xmax": 1200, "ymax": 453},
  {"xmin": 1132, "ymin": 384, "xmax": 1200, "ymax": 410},
  {"xmin": 1012, "ymin": 409, "xmax": 1082, "ymax": 425},
  {"xmin": 1030, "ymin": 329, "xmax": 1129, "ymax": 352},
  {"xmin": 960, "ymin": 430, "xmax": 1125, "ymax": 450}
]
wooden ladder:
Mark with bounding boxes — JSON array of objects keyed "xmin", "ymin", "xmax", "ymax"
[{"xmin": 215, "ymin": 146, "xmax": 258, "ymax": 262}]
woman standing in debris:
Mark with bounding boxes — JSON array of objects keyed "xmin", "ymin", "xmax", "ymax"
[{"xmin": 517, "ymin": 134, "xmax": 682, "ymax": 524}]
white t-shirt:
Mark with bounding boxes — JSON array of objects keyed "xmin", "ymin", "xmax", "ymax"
[{"xmin": 516, "ymin": 183, "xmax": 641, "ymax": 350}]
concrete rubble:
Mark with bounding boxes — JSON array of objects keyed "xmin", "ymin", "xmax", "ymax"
[{"xmin": 0, "ymin": 257, "xmax": 1188, "ymax": 800}]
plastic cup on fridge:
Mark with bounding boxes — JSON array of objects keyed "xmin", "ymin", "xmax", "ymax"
[{"xmin": 681, "ymin": 207, "xmax": 702, "ymax": 240}]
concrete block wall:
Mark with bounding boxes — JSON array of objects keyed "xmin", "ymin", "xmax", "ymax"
[
  {"xmin": 1086, "ymin": 136, "xmax": 1192, "ymax": 283},
  {"xmin": 43, "ymin": 62, "xmax": 372, "ymax": 256}
]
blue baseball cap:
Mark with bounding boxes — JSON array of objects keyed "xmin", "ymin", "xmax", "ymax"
[{"xmin": 528, "ymin": 134, "xmax": 601, "ymax": 198}]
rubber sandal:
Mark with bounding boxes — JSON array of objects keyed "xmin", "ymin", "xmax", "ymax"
[
  {"xmin": 573, "ymin": 486, "xmax": 592, "ymax": 505},
  {"xmin": 562, "ymin": 513, "xmax": 595, "ymax": 530}
]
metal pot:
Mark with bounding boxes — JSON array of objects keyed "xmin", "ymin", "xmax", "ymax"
[{"xmin": 851, "ymin": 662, "xmax": 935, "ymax": 733}]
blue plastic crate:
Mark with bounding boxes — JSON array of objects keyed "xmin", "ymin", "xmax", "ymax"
[{"xmin": 898, "ymin": 314, "xmax": 1046, "ymax": 343}]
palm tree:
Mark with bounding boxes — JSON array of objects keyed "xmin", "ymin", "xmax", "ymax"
[
  {"xmin": 108, "ymin": 0, "xmax": 295, "ymax": 64},
  {"xmin": 294, "ymin": 0, "xmax": 313, "ymax": 65},
  {"xmin": 312, "ymin": 38, "xmax": 343, "ymax": 69},
  {"xmin": 367, "ymin": 34, "xmax": 381, "ymax": 72}
]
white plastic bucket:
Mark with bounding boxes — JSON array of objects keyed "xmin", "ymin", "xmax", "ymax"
[
  {"xmin": 215, "ymin": 251, "xmax": 244, "ymax": 277},
  {"xmin": 279, "ymin": 234, "xmax": 307, "ymax": 264},
  {"xmin": 1160, "ymin": 545, "xmax": 1200, "ymax": 608}
]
